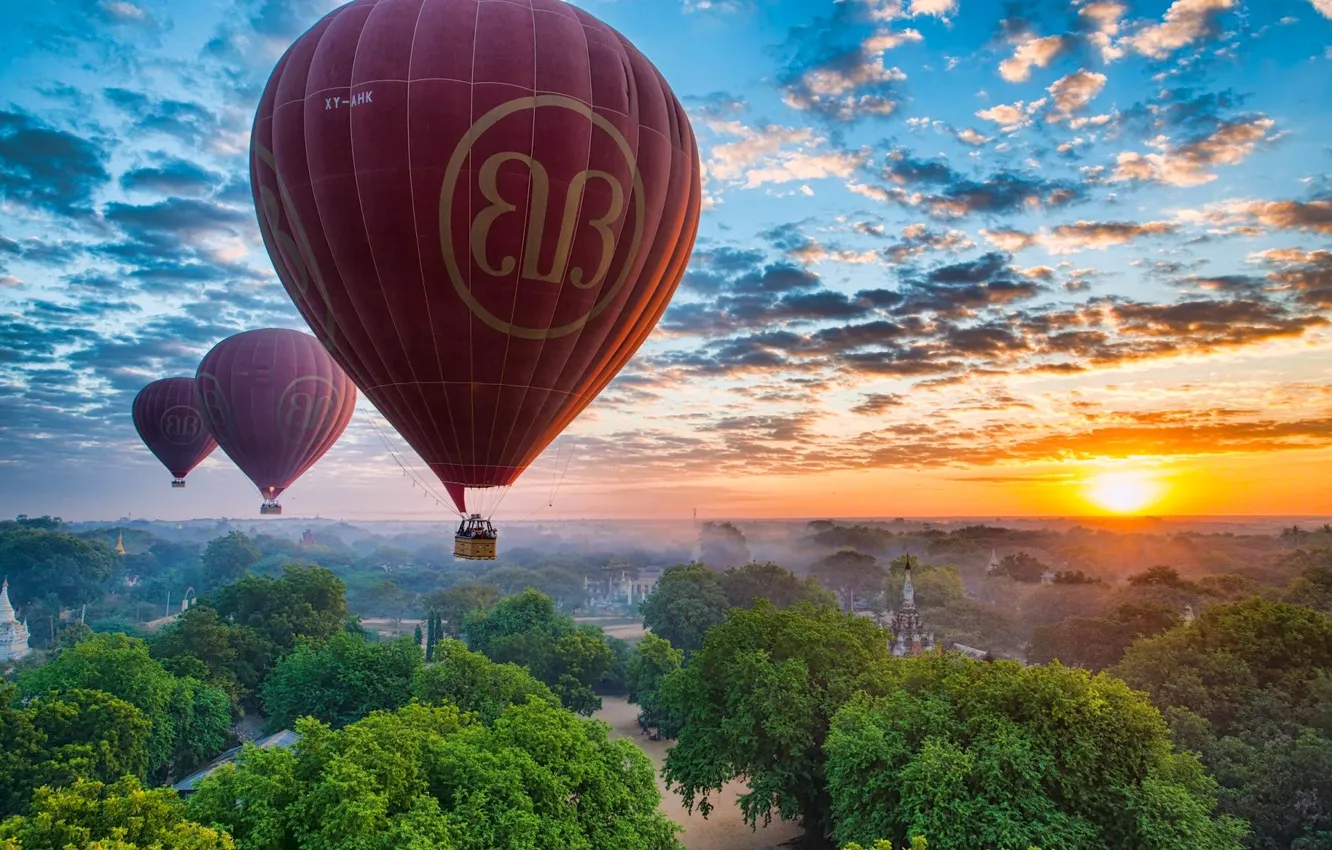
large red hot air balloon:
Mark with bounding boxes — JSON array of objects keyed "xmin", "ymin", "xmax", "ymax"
[
  {"xmin": 195, "ymin": 328, "xmax": 356, "ymax": 515},
  {"xmin": 250, "ymin": 0, "xmax": 701, "ymax": 523},
  {"xmin": 132, "ymin": 377, "xmax": 218, "ymax": 488}
]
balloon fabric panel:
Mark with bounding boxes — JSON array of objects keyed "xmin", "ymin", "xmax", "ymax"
[{"xmin": 251, "ymin": 0, "xmax": 701, "ymax": 512}]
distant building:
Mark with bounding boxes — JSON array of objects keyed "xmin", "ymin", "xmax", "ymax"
[
  {"xmin": 1040, "ymin": 568, "xmax": 1055, "ymax": 585},
  {"xmin": 987, "ymin": 549, "xmax": 1000, "ymax": 575},
  {"xmin": 1182, "ymin": 604, "xmax": 1195, "ymax": 624},
  {"xmin": 950, "ymin": 643, "xmax": 990, "ymax": 661},
  {"xmin": 889, "ymin": 565, "xmax": 934, "ymax": 657},
  {"xmin": 587, "ymin": 564, "xmax": 664, "ymax": 607},
  {"xmin": 172, "ymin": 730, "xmax": 301, "ymax": 795},
  {"xmin": 300, "ymin": 529, "xmax": 317, "ymax": 546},
  {"xmin": 115, "ymin": 532, "xmax": 126, "ymax": 556},
  {"xmin": 0, "ymin": 580, "xmax": 32, "ymax": 663}
]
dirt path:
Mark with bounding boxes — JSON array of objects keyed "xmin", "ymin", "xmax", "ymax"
[{"xmin": 594, "ymin": 696, "xmax": 801, "ymax": 850}]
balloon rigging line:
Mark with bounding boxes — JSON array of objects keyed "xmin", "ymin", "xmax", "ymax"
[
  {"xmin": 549, "ymin": 439, "xmax": 578, "ymax": 507},
  {"xmin": 366, "ymin": 413, "xmax": 462, "ymax": 518}
]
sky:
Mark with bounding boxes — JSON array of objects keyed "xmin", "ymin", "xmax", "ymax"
[{"xmin": 1, "ymin": 0, "xmax": 1331, "ymax": 522}]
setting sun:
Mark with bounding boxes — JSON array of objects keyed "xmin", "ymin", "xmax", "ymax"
[{"xmin": 1084, "ymin": 470, "xmax": 1164, "ymax": 514}]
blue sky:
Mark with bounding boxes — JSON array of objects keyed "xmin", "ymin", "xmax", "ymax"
[{"xmin": 1, "ymin": 0, "xmax": 1331, "ymax": 521}]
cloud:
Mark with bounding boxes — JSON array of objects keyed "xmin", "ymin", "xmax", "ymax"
[
  {"xmin": 0, "ymin": 110, "xmax": 109, "ymax": 217},
  {"xmin": 975, "ymin": 99, "xmax": 1046, "ymax": 132},
  {"xmin": 1312, "ymin": 0, "xmax": 1332, "ymax": 18},
  {"xmin": 703, "ymin": 120, "xmax": 867, "ymax": 189},
  {"xmin": 1080, "ymin": 1, "xmax": 1127, "ymax": 62},
  {"xmin": 981, "ymin": 220, "xmax": 1178, "ymax": 254},
  {"xmin": 1047, "ymin": 70, "xmax": 1107, "ymax": 119},
  {"xmin": 1127, "ymin": 0, "xmax": 1235, "ymax": 59},
  {"xmin": 781, "ymin": 30, "xmax": 915, "ymax": 122},
  {"xmin": 999, "ymin": 34, "xmax": 1068, "ymax": 83},
  {"xmin": 1111, "ymin": 116, "xmax": 1276, "ymax": 187},
  {"xmin": 120, "ymin": 156, "xmax": 224, "ymax": 196},
  {"xmin": 956, "ymin": 128, "xmax": 992, "ymax": 146},
  {"xmin": 882, "ymin": 224, "xmax": 975, "ymax": 262},
  {"xmin": 851, "ymin": 392, "xmax": 905, "ymax": 414}
]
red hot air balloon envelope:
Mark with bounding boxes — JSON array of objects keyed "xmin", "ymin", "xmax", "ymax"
[
  {"xmin": 250, "ymin": 0, "xmax": 701, "ymax": 542},
  {"xmin": 132, "ymin": 377, "xmax": 218, "ymax": 488},
  {"xmin": 195, "ymin": 328, "xmax": 357, "ymax": 515}
]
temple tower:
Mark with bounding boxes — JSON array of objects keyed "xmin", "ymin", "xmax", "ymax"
[
  {"xmin": 890, "ymin": 565, "xmax": 934, "ymax": 657},
  {"xmin": 0, "ymin": 580, "xmax": 32, "ymax": 662}
]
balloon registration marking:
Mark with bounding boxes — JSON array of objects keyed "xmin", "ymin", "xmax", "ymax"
[
  {"xmin": 440, "ymin": 95, "xmax": 647, "ymax": 340},
  {"xmin": 278, "ymin": 375, "xmax": 342, "ymax": 448},
  {"xmin": 159, "ymin": 405, "xmax": 205, "ymax": 446}
]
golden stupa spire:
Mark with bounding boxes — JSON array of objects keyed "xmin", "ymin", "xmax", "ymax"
[{"xmin": 115, "ymin": 531, "xmax": 126, "ymax": 556}]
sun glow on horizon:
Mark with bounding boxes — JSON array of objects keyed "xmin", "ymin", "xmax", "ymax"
[{"xmin": 1084, "ymin": 470, "xmax": 1165, "ymax": 514}]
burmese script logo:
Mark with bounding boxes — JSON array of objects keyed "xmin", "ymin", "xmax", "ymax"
[
  {"xmin": 159, "ymin": 405, "xmax": 205, "ymax": 446},
  {"xmin": 439, "ymin": 95, "xmax": 646, "ymax": 340}
]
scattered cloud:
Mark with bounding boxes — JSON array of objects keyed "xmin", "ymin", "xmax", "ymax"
[
  {"xmin": 1111, "ymin": 116, "xmax": 1277, "ymax": 186},
  {"xmin": 1126, "ymin": 0, "xmax": 1236, "ymax": 59},
  {"xmin": 999, "ymin": 34, "xmax": 1068, "ymax": 83}
]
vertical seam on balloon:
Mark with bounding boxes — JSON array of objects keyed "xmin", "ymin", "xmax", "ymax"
[
  {"xmin": 403, "ymin": 0, "xmax": 464, "ymax": 504},
  {"xmin": 345, "ymin": 1, "xmax": 432, "ymax": 501},
  {"xmin": 512, "ymin": 23, "xmax": 647, "ymax": 472},
  {"xmin": 491, "ymin": 7, "xmax": 596, "ymax": 478},
  {"xmin": 486, "ymin": 1, "xmax": 549, "ymax": 489},
  {"xmin": 463, "ymin": 0, "xmax": 484, "ymax": 502}
]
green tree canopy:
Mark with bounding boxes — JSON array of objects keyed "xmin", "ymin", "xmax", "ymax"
[
  {"xmin": 422, "ymin": 583, "xmax": 501, "ymax": 636},
  {"xmin": 0, "ymin": 526, "xmax": 117, "ymax": 610},
  {"xmin": 199, "ymin": 532, "xmax": 260, "ymax": 591},
  {"xmin": 661, "ymin": 602, "xmax": 894, "ymax": 841},
  {"xmin": 186, "ymin": 701, "xmax": 680, "ymax": 850},
  {"xmin": 260, "ymin": 632, "xmax": 423, "ymax": 731},
  {"xmin": 992, "ymin": 552, "xmax": 1047, "ymax": 584},
  {"xmin": 1028, "ymin": 602, "xmax": 1181, "ymax": 672},
  {"xmin": 810, "ymin": 550, "xmax": 883, "ymax": 612},
  {"xmin": 19, "ymin": 634, "xmax": 230, "ymax": 782},
  {"xmin": 410, "ymin": 638, "xmax": 559, "ymax": 724},
  {"xmin": 209, "ymin": 564, "xmax": 348, "ymax": 657},
  {"xmin": 638, "ymin": 563, "xmax": 729, "ymax": 654},
  {"xmin": 719, "ymin": 561, "xmax": 837, "ymax": 610},
  {"xmin": 0, "ymin": 684, "xmax": 151, "ymax": 818},
  {"xmin": 150, "ymin": 606, "xmax": 271, "ymax": 711},
  {"xmin": 0, "ymin": 777, "xmax": 233, "ymax": 850},
  {"xmin": 825, "ymin": 655, "xmax": 1246, "ymax": 850},
  {"xmin": 699, "ymin": 521, "xmax": 750, "ymax": 569},
  {"xmin": 626, "ymin": 633, "xmax": 683, "ymax": 735},
  {"xmin": 463, "ymin": 589, "xmax": 613, "ymax": 715}
]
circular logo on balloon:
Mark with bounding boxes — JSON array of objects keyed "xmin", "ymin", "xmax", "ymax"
[
  {"xmin": 194, "ymin": 372, "xmax": 234, "ymax": 445},
  {"xmin": 160, "ymin": 405, "xmax": 205, "ymax": 446},
  {"xmin": 277, "ymin": 375, "xmax": 341, "ymax": 449},
  {"xmin": 439, "ymin": 95, "xmax": 647, "ymax": 340}
]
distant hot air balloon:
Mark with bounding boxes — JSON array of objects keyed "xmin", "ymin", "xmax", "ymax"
[
  {"xmin": 132, "ymin": 377, "xmax": 218, "ymax": 488},
  {"xmin": 250, "ymin": 0, "xmax": 700, "ymax": 554},
  {"xmin": 195, "ymin": 328, "xmax": 356, "ymax": 515}
]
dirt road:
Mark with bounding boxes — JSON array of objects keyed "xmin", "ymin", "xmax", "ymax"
[{"xmin": 594, "ymin": 696, "xmax": 801, "ymax": 850}]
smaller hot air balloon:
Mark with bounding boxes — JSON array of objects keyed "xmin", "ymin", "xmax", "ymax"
[
  {"xmin": 195, "ymin": 328, "xmax": 356, "ymax": 515},
  {"xmin": 133, "ymin": 377, "xmax": 218, "ymax": 488}
]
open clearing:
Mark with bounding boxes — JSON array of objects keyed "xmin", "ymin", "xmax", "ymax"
[{"xmin": 594, "ymin": 696, "xmax": 801, "ymax": 850}]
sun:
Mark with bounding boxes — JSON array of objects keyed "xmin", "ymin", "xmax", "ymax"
[{"xmin": 1084, "ymin": 470, "xmax": 1163, "ymax": 514}]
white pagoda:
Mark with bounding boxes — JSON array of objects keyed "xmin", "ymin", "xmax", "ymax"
[{"xmin": 0, "ymin": 580, "xmax": 32, "ymax": 662}]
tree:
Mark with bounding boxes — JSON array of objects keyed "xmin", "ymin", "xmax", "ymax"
[
  {"xmin": 825, "ymin": 655, "xmax": 1245, "ymax": 850},
  {"xmin": 0, "ymin": 777, "xmax": 233, "ymax": 849},
  {"xmin": 199, "ymin": 532, "xmax": 260, "ymax": 590},
  {"xmin": 1028, "ymin": 602, "xmax": 1181, "ymax": 672},
  {"xmin": 720, "ymin": 561, "xmax": 837, "ymax": 610},
  {"xmin": 991, "ymin": 552, "xmax": 1047, "ymax": 584},
  {"xmin": 365, "ymin": 579, "xmax": 417, "ymax": 623},
  {"xmin": 885, "ymin": 558, "xmax": 965, "ymax": 611},
  {"xmin": 411, "ymin": 638, "xmax": 560, "ymax": 724},
  {"xmin": 699, "ymin": 521, "xmax": 750, "ymax": 569},
  {"xmin": 627, "ymin": 633, "xmax": 683, "ymax": 735},
  {"xmin": 19, "ymin": 633, "xmax": 231, "ymax": 782},
  {"xmin": 462, "ymin": 590, "xmax": 614, "ymax": 715},
  {"xmin": 1112, "ymin": 599, "xmax": 1332, "ymax": 849},
  {"xmin": 0, "ymin": 684, "xmax": 151, "ymax": 818},
  {"xmin": 422, "ymin": 583, "xmax": 500, "ymax": 636},
  {"xmin": 186, "ymin": 701, "xmax": 681, "ymax": 850},
  {"xmin": 210, "ymin": 563, "xmax": 348, "ymax": 656},
  {"xmin": 1285, "ymin": 562, "xmax": 1332, "ymax": 613},
  {"xmin": 639, "ymin": 563, "xmax": 729, "ymax": 654},
  {"xmin": 150, "ymin": 606, "xmax": 270, "ymax": 711},
  {"xmin": 260, "ymin": 632, "xmax": 422, "ymax": 731},
  {"xmin": 661, "ymin": 602, "xmax": 894, "ymax": 841},
  {"xmin": 0, "ymin": 526, "xmax": 117, "ymax": 610},
  {"xmin": 810, "ymin": 550, "xmax": 883, "ymax": 612}
]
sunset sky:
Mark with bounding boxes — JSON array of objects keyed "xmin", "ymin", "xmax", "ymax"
[{"xmin": 1, "ymin": 0, "xmax": 1331, "ymax": 521}]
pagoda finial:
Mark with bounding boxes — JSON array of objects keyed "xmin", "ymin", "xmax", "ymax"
[{"xmin": 902, "ymin": 563, "xmax": 915, "ymax": 607}]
